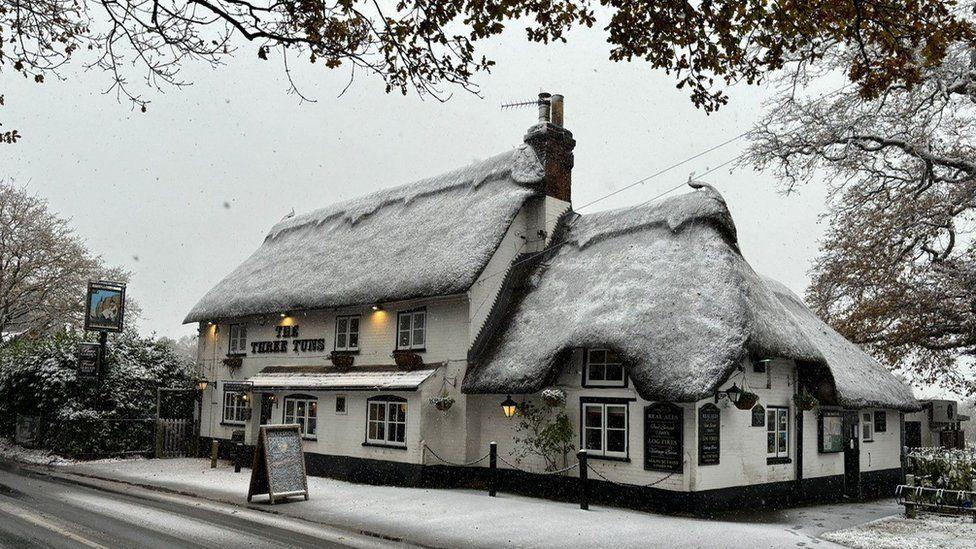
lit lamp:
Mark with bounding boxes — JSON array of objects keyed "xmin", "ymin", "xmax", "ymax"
[
  {"xmin": 371, "ymin": 304, "xmax": 383, "ymax": 311},
  {"xmin": 500, "ymin": 395, "xmax": 518, "ymax": 418},
  {"xmin": 196, "ymin": 378, "xmax": 209, "ymax": 392}
]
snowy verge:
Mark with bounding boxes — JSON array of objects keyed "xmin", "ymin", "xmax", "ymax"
[
  {"xmin": 60, "ymin": 457, "xmax": 898, "ymax": 549},
  {"xmin": 0, "ymin": 437, "xmax": 142, "ymax": 467},
  {"xmin": 822, "ymin": 514, "xmax": 976, "ymax": 549}
]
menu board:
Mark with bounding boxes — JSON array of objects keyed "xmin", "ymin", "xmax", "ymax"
[
  {"xmin": 698, "ymin": 404, "xmax": 721, "ymax": 466},
  {"xmin": 819, "ymin": 410, "xmax": 844, "ymax": 453},
  {"xmin": 644, "ymin": 403, "xmax": 684, "ymax": 473},
  {"xmin": 247, "ymin": 424, "xmax": 309, "ymax": 504},
  {"xmin": 77, "ymin": 343, "xmax": 101, "ymax": 378}
]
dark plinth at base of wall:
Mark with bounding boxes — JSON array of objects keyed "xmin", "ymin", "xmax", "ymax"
[{"xmin": 195, "ymin": 437, "xmax": 902, "ymax": 515}]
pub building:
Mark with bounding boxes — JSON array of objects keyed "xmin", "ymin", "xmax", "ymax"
[{"xmin": 186, "ymin": 94, "xmax": 920, "ymax": 512}]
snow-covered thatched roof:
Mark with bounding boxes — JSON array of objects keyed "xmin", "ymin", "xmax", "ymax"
[
  {"xmin": 184, "ymin": 146, "xmax": 546, "ymax": 323},
  {"xmin": 462, "ymin": 183, "xmax": 920, "ymax": 411}
]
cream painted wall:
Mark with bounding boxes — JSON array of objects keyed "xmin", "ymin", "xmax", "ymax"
[{"xmin": 859, "ymin": 408, "xmax": 902, "ymax": 471}]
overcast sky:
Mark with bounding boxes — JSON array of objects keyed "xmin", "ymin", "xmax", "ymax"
[{"xmin": 3, "ymin": 24, "xmax": 830, "ymax": 341}]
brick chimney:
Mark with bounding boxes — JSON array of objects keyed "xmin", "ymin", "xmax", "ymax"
[{"xmin": 524, "ymin": 93, "xmax": 576, "ymax": 203}]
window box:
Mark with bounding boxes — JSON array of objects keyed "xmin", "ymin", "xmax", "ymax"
[
  {"xmin": 767, "ymin": 456, "xmax": 792, "ymax": 465},
  {"xmin": 329, "ymin": 351, "xmax": 355, "ymax": 370},
  {"xmin": 793, "ymin": 390, "xmax": 819, "ymax": 411},
  {"xmin": 222, "ymin": 356, "xmax": 244, "ymax": 370},
  {"xmin": 392, "ymin": 350, "xmax": 424, "ymax": 371}
]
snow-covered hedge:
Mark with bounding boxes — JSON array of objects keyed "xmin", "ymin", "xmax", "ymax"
[
  {"xmin": 0, "ymin": 330, "xmax": 195, "ymax": 458},
  {"xmin": 907, "ymin": 447, "xmax": 976, "ymax": 491}
]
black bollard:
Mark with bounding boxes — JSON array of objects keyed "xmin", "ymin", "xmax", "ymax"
[
  {"xmin": 578, "ymin": 449, "xmax": 588, "ymax": 510},
  {"xmin": 489, "ymin": 441, "xmax": 497, "ymax": 497},
  {"xmin": 234, "ymin": 442, "xmax": 242, "ymax": 473}
]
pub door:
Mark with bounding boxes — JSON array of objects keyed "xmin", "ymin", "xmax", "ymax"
[
  {"xmin": 842, "ymin": 412, "xmax": 861, "ymax": 499},
  {"xmin": 905, "ymin": 421, "xmax": 922, "ymax": 449},
  {"xmin": 260, "ymin": 394, "xmax": 275, "ymax": 425}
]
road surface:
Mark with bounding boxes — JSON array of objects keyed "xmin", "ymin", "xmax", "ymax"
[{"xmin": 0, "ymin": 461, "xmax": 394, "ymax": 548}]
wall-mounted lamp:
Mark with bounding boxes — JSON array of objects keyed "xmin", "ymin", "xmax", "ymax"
[
  {"xmin": 279, "ymin": 312, "xmax": 287, "ymax": 318},
  {"xmin": 500, "ymin": 395, "xmax": 518, "ymax": 418},
  {"xmin": 714, "ymin": 383, "xmax": 743, "ymax": 405},
  {"xmin": 196, "ymin": 378, "xmax": 209, "ymax": 392},
  {"xmin": 371, "ymin": 304, "xmax": 383, "ymax": 311}
]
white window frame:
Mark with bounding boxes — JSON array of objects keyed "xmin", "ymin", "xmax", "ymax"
[
  {"xmin": 222, "ymin": 389, "xmax": 248, "ymax": 425},
  {"xmin": 767, "ymin": 406, "xmax": 789, "ymax": 459},
  {"xmin": 581, "ymin": 401, "xmax": 628, "ymax": 459},
  {"xmin": 334, "ymin": 316, "xmax": 360, "ymax": 351},
  {"xmin": 366, "ymin": 397, "xmax": 407, "ymax": 447},
  {"xmin": 585, "ymin": 349, "xmax": 625, "ymax": 387},
  {"xmin": 862, "ymin": 411, "xmax": 874, "ymax": 442},
  {"xmin": 228, "ymin": 323, "xmax": 247, "ymax": 355},
  {"xmin": 396, "ymin": 310, "xmax": 426, "ymax": 350},
  {"xmin": 283, "ymin": 396, "xmax": 317, "ymax": 439}
]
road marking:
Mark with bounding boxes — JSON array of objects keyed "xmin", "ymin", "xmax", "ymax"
[{"xmin": 0, "ymin": 499, "xmax": 110, "ymax": 549}]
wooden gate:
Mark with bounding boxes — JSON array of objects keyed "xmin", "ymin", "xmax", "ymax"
[{"xmin": 157, "ymin": 419, "xmax": 191, "ymax": 458}]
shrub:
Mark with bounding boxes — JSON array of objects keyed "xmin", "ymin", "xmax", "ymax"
[
  {"xmin": 0, "ymin": 330, "xmax": 195, "ymax": 458},
  {"xmin": 907, "ymin": 447, "xmax": 976, "ymax": 491}
]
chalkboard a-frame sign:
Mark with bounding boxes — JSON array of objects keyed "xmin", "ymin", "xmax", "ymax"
[{"xmin": 247, "ymin": 424, "xmax": 309, "ymax": 505}]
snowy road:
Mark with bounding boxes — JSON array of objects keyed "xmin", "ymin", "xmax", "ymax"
[{"xmin": 0, "ymin": 461, "xmax": 395, "ymax": 548}]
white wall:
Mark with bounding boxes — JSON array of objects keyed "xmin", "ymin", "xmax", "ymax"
[{"xmin": 859, "ymin": 409, "xmax": 901, "ymax": 471}]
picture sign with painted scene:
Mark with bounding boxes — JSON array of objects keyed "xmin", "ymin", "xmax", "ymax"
[{"xmin": 85, "ymin": 281, "xmax": 126, "ymax": 332}]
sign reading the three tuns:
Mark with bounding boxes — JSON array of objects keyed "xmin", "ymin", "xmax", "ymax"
[
  {"xmin": 247, "ymin": 424, "xmax": 309, "ymax": 505},
  {"xmin": 77, "ymin": 342, "xmax": 101, "ymax": 378}
]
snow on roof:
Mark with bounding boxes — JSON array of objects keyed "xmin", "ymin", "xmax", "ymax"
[
  {"xmin": 246, "ymin": 366, "xmax": 437, "ymax": 391},
  {"xmin": 462, "ymin": 183, "xmax": 919, "ymax": 411},
  {"xmin": 184, "ymin": 146, "xmax": 545, "ymax": 323}
]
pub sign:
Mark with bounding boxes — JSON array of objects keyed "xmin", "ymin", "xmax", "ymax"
[
  {"xmin": 77, "ymin": 342, "xmax": 101, "ymax": 377},
  {"xmin": 84, "ymin": 281, "xmax": 126, "ymax": 333}
]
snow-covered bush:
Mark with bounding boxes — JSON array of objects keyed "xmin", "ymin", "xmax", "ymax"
[
  {"xmin": 0, "ymin": 330, "xmax": 195, "ymax": 458},
  {"xmin": 907, "ymin": 447, "xmax": 976, "ymax": 491},
  {"xmin": 512, "ymin": 399, "xmax": 575, "ymax": 472}
]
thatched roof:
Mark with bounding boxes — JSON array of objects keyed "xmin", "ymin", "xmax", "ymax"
[
  {"xmin": 462, "ymin": 183, "xmax": 919, "ymax": 411},
  {"xmin": 185, "ymin": 145, "xmax": 545, "ymax": 323}
]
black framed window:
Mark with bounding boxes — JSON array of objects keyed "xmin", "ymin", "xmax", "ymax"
[
  {"xmin": 283, "ymin": 395, "xmax": 317, "ymax": 439},
  {"xmin": 584, "ymin": 349, "xmax": 625, "ymax": 387},
  {"xmin": 767, "ymin": 406, "xmax": 789, "ymax": 459},
  {"xmin": 366, "ymin": 396, "xmax": 407, "ymax": 447},
  {"xmin": 874, "ymin": 410, "xmax": 887, "ymax": 433},
  {"xmin": 222, "ymin": 388, "xmax": 247, "ymax": 424},
  {"xmin": 228, "ymin": 323, "xmax": 247, "ymax": 355},
  {"xmin": 335, "ymin": 395, "xmax": 347, "ymax": 414},
  {"xmin": 580, "ymin": 398, "xmax": 629, "ymax": 459},
  {"xmin": 396, "ymin": 310, "xmax": 426, "ymax": 350},
  {"xmin": 335, "ymin": 316, "xmax": 360, "ymax": 351}
]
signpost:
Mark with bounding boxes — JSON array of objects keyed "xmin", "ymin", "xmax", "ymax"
[
  {"xmin": 247, "ymin": 424, "xmax": 309, "ymax": 505},
  {"xmin": 80, "ymin": 280, "xmax": 126, "ymax": 410}
]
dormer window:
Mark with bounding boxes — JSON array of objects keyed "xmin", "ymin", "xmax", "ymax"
[{"xmin": 584, "ymin": 349, "xmax": 625, "ymax": 387}]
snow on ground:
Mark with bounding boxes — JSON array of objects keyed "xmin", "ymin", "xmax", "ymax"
[
  {"xmin": 0, "ymin": 437, "xmax": 77, "ymax": 466},
  {"xmin": 65, "ymin": 457, "xmax": 902, "ymax": 548},
  {"xmin": 822, "ymin": 515, "xmax": 976, "ymax": 549}
]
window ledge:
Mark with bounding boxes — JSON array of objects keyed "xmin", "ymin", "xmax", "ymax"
[
  {"xmin": 225, "ymin": 353, "xmax": 247, "ymax": 358},
  {"xmin": 362, "ymin": 442, "xmax": 407, "ymax": 450},
  {"xmin": 332, "ymin": 349, "xmax": 360, "ymax": 355},
  {"xmin": 220, "ymin": 421, "xmax": 246, "ymax": 427},
  {"xmin": 767, "ymin": 457, "xmax": 792, "ymax": 465},
  {"xmin": 393, "ymin": 348, "xmax": 426, "ymax": 353},
  {"xmin": 586, "ymin": 454, "xmax": 631, "ymax": 463}
]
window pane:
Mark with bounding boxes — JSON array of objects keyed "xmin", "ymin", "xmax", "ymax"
[
  {"xmin": 309, "ymin": 401, "xmax": 317, "ymax": 418},
  {"xmin": 607, "ymin": 429, "xmax": 626, "ymax": 453},
  {"xmin": 369, "ymin": 402, "xmax": 381, "ymax": 421},
  {"xmin": 778, "ymin": 431, "xmax": 787, "ymax": 453},
  {"xmin": 349, "ymin": 333, "xmax": 358, "ymax": 348},
  {"xmin": 399, "ymin": 314, "xmax": 411, "ymax": 332},
  {"xmin": 337, "ymin": 318, "xmax": 347, "ymax": 332},
  {"xmin": 767, "ymin": 411, "xmax": 775, "ymax": 431},
  {"xmin": 589, "ymin": 349, "xmax": 606, "ymax": 364},
  {"xmin": 778, "ymin": 411, "xmax": 788, "ymax": 430},
  {"xmin": 767, "ymin": 432, "xmax": 776, "ymax": 454},
  {"xmin": 588, "ymin": 364, "xmax": 605, "ymax": 381},
  {"xmin": 605, "ymin": 364, "xmax": 623, "ymax": 381},
  {"xmin": 296, "ymin": 401, "xmax": 306, "ymax": 417},
  {"xmin": 336, "ymin": 333, "xmax": 347, "ymax": 349},
  {"xmin": 607, "ymin": 406, "xmax": 626, "ymax": 429},
  {"xmin": 395, "ymin": 403, "xmax": 407, "ymax": 422},
  {"xmin": 863, "ymin": 413, "xmax": 871, "ymax": 422},
  {"xmin": 413, "ymin": 313, "xmax": 425, "ymax": 329},
  {"xmin": 606, "ymin": 350, "xmax": 619, "ymax": 364},
  {"xmin": 350, "ymin": 318, "xmax": 359, "ymax": 332},
  {"xmin": 393, "ymin": 424, "xmax": 405, "ymax": 443},
  {"xmin": 398, "ymin": 331, "xmax": 411, "ymax": 348},
  {"xmin": 336, "ymin": 397, "xmax": 346, "ymax": 413},
  {"xmin": 585, "ymin": 428, "xmax": 602, "ymax": 451},
  {"xmin": 413, "ymin": 327, "xmax": 425, "ymax": 346},
  {"xmin": 308, "ymin": 418, "xmax": 316, "ymax": 435},
  {"xmin": 584, "ymin": 406, "xmax": 602, "ymax": 428}
]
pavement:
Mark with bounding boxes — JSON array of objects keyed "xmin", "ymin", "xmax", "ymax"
[
  {"xmin": 49, "ymin": 457, "xmax": 908, "ymax": 548},
  {"xmin": 0, "ymin": 460, "xmax": 399, "ymax": 548}
]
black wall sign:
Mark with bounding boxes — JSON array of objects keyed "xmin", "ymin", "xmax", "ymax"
[
  {"xmin": 644, "ymin": 402, "xmax": 684, "ymax": 473},
  {"xmin": 751, "ymin": 404, "xmax": 766, "ymax": 427},
  {"xmin": 698, "ymin": 403, "xmax": 721, "ymax": 466},
  {"xmin": 247, "ymin": 424, "xmax": 309, "ymax": 504},
  {"xmin": 77, "ymin": 343, "xmax": 101, "ymax": 378}
]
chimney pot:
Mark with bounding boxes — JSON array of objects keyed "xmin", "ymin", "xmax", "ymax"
[
  {"xmin": 550, "ymin": 94, "xmax": 564, "ymax": 127},
  {"xmin": 537, "ymin": 92, "xmax": 552, "ymax": 124}
]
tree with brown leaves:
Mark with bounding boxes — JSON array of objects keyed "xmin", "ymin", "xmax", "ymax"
[
  {"xmin": 747, "ymin": 5, "xmax": 976, "ymax": 394},
  {"xmin": 2, "ymin": 0, "xmax": 975, "ymax": 142}
]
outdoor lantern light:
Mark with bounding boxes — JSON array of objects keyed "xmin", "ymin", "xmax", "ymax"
[
  {"xmin": 280, "ymin": 312, "xmax": 287, "ymax": 318},
  {"xmin": 371, "ymin": 304, "xmax": 383, "ymax": 311},
  {"xmin": 715, "ymin": 383, "xmax": 743, "ymax": 404},
  {"xmin": 501, "ymin": 395, "xmax": 518, "ymax": 418},
  {"xmin": 196, "ymin": 378, "xmax": 209, "ymax": 392}
]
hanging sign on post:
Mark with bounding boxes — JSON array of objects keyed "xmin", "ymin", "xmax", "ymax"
[
  {"xmin": 77, "ymin": 343, "xmax": 101, "ymax": 377},
  {"xmin": 247, "ymin": 424, "xmax": 309, "ymax": 505},
  {"xmin": 84, "ymin": 281, "xmax": 126, "ymax": 333}
]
